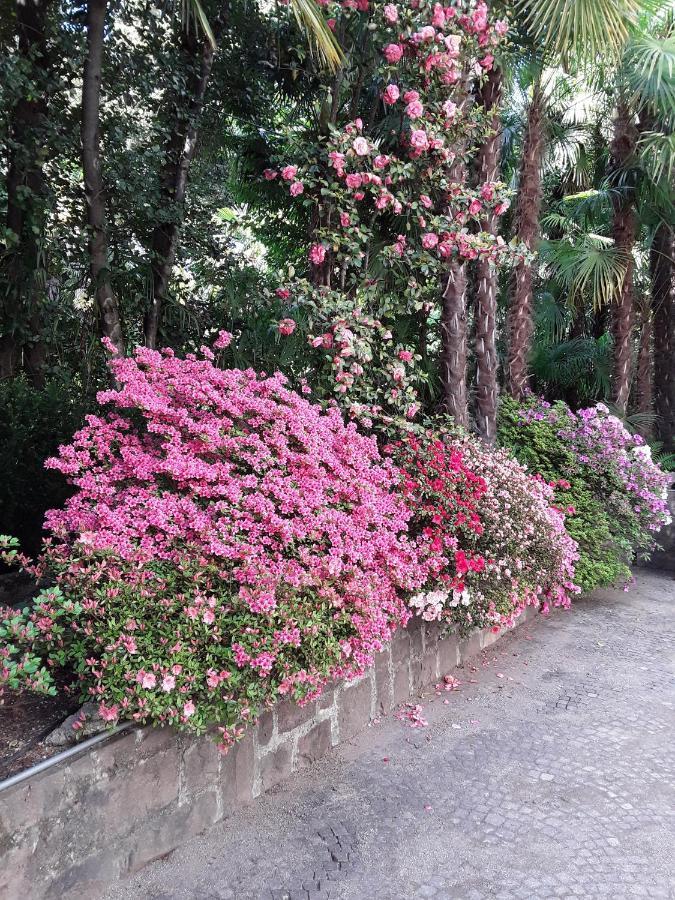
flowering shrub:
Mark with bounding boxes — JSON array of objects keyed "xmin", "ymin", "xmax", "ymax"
[
  {"xmin": 265, "ymin": 0, "xmax": 526, "ymax": 427},
  {"xmin": 392, "ymin": 429, "xmax": 579, "ymax": 632},
  {"xmin": 0, "ymin": 345, "xmax": 429, "ymax": 749},
  {"xmin": 499, "ymin": 396, "xmax": 672, "ymax": 592}
]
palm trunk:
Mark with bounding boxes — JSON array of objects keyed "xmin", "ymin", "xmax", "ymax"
[
  {"xmin": 652, "ymin": 222, "xmax": 675, "ymax": 451},
  {"xmin": 82, "ymin": 0, "xmax": 123, "ymax": 356},
  {"xmin": 506, "ymin": 80, "xmax": 545, "ymax": 400},
  {"xmin": 635, "ymin": 296, "xmax": 652, "ymax": 435},
  {"xmin": 609, "ymin": 101, "xmax": 638, "ymax": 414},
  {"xmin": 144, "ymin": 12, "xmax": 225, "ymax": 349},
  {"xmin": 474, "ymin": 66, "xmax": 502, "ymax": 443},
  {"xmin": 441, "ymin": 260, "xmax": 468, "ymax": 428},
  {"xmin": 1, "ymin": 0, "xmax": 52, "ymax": 383}
]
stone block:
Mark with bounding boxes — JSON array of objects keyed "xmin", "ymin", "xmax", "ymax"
[
  {"xmin": 408, "ymin": 618, "xmax": 424, "ymax": 658},
  {"xmin": 221, "ymin": 732, "xmax": 255, "ymax": 805},
  {"xmin": 122, "ymin": 790, "xmax": 220, "ymax": 875},
  {"xmin": 337, "ymin": 677, "xmax": 372, "ymax": 740},
  {"xmin": 458, "ymin": 630, "xmax": 482, "ymax": 664},
  {"xmin": 392, "ymin": 662, "xmax": 411, "ymax": 705},
  {"xmin": 136, "ymin": 725, "xmax": 175, "ymax": 759},
  {"xmin": 277, "ymin": 698, "xmax": 317, "ymax": 734},
  {"xmin": 92, "ymin": 726, "xmax": 140, "ymax": 776},
  {"xmin": 297, "ymin": 720, "xmax": 332, "ymax": 767},
  {"xmin": 256, "ymin": 710, "xmax": 275, "ymax": 748},
  {"xmin": 182, "ymin": 736, "xmax": 221, "ymax": 797},
  {"xmin": 374, "ymin": 650, "xmax": 394, "ymax": 715},
  {"xmin": 317, "ymin": 684, "xmax": 336, "ymax": 712},
  {"xmin": 424, "ymin": 621, "xmax": 442, "ymax": 651},
  {"xmin": 437, "ymin": 634, "xmax": 460, "ymax": 675},
  {"xmin": 259, "ymin": 743, "xmax": 293, "ymax": 792},
  {"xmin": 420, "ymin": 648, "xmax": 438, "ymax": 688},
  {"xmin": 390, "ymin": 627, "xmax": 410, "ymax": 665},
  {"xmin": 480, "ymin": 627, "xmax": 501, "ymax": 650},
  {"xmin": 0, "ymin": 765, "xmax": 66, "ymax": 833}
]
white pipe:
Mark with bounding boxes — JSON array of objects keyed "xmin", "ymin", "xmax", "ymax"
[{"xmin": 0, "ymin": 721, "xmax": 135, "ymax": 794}]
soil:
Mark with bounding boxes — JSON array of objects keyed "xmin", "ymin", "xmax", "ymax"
[{"xmin": 0, "ymin": 687, "xmax": 80, "ymax": 780}]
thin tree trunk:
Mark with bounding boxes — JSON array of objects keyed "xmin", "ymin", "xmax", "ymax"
[
  {"xmin": 609, "ymin": 101, "xmax": 639, "ymax": 413},
  {"xmin": 81, "ymin": 0, "xmax": 123, "ymax": 356},
  {"xmin": 506, "ymin": 80, "xmax": 545, "ymax": 400},
  {"xmin": 474, "ymin": 66, "xmax": 502, "ymax": 443},
  {"xmin": 144, "ymin": 11, "xmax": 226, "ymax": 349},
  {"xmin": 635, "ymin": 295, "xmax": 653, "ymax": 434},
  {"xmin": 652, "ymin": 221, "xmax": 675, "ymax": 451},
  {"xmin": 441, "ymin": 260, "xmax": 468, "ymax": 428},
  {"xmin": 1, "ymin": 0, "xmax": 51, "ymax": 383}
]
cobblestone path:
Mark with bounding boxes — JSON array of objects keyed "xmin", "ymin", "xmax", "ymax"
[{"xmin": 107, "ymin": 570, "xmax": 675, "ymax": 900}]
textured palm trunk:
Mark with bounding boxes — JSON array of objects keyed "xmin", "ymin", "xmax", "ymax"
[
  {"xmin": 441, "ymin": 260, "xmax": 468, "ymax": 428},
  {"xmin": 145, "ymin": 10, "xmax": 226, "ymax": 349},
  {"xmin": 0, "ymin": 0, "xmax": 51, "ymax": 383},
  {"xmin": 474, "ymin": 67, "xmax": 502, "ymax": 443},
  {"xmin": 82, "ymin": 0, "xmax": 123, "ymax": 357},
  {"xmin": 635, "ymin": 296, "xmax": 653, "ymax": 435},
  {"xmin": 506, "ymin": 81, "xmax": 545, "ymax": 400},
  {"xmin": 609, "ymin": 101, "xmax": 639, "ymax": 414},
  {"xmin": 652, "ymin": 222, "xmax": 675, "ymax": 451}
]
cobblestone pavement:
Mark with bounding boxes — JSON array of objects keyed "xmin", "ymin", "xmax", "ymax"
[{"xmin": 107, "ymin": 570, "xmax": 675, "ymax": 900}]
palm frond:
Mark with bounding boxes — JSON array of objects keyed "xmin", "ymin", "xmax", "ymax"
[
  {"xmin": 624, "ymin": 33, "xmax": 675, "ymax": 119},
  {"xmin": 639, "ymin": 129, "xmax": 675, "ymax": 182},
  {"xmin": 290, "ymin": 0, "xmax": 343, "ymax": 73}
]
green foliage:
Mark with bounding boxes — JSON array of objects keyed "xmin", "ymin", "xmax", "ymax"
[
  {"xmin": 0, "ymin": 378, "xmax": 86, "ymax": 558},
  {"xmin": 498, "ymin": 396, "xmax": 633, "ymax": 592}
]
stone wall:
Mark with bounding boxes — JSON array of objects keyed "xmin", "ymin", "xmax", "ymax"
[
  {"xmin": 649, "ymin": 489, "xmax": 675, "ymax": 572},
  {"xmin": 0, "ymin": 606, "xmax": 539, "ymax": 900}
]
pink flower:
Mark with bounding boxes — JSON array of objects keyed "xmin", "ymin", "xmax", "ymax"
[
  {"xmin": 480, "ymin": 183, "xmax": 495, "ymax": 201},
  {"xmin": 405, "ymin": 99, "xmax": 424, "ymax": 119},
  {"xmin": 480, "ymin": 54, "xmax": 495, "ymax": 70},
  {"xmin": 289, "ymin": 181, "xmax": 304, "ymax": 197},
  {"xmin": 202, "ymin": 608, "xmax": 215, "ymax": 624},
  {"xmin": 352, "ymin": 137, "xmax": 370, "ymax": 156},
  {"xmin": 278, "ymin": 318, "xmax": 297, "ymax": 336},
  {"xmin": 403, "ymin": 90, "xmax": 420, "ymax": 103},
  {"xmin": 346, "ymin": 173, "xmax": 363, "ymax": 189},
  {"xmin": 309, "ymin": 244, "xmax": 327, "ymax": 265},
  {"xmin": 276, "ymin": 287, "xmax": 290, "ymax": 300},
  {"xmin": 161, "ymin": 675, "xmax": 175, "ymax": 692},
  {"xmin": 183, "ymin": 700, "xmax": 195, "ymax": 718},
  {"xmin": 383, "ymin": 43, "xmax": 403, "ymax": 63},
  {"xmin": 410, "ymin": 129, "xmax": 429, "ymax": 151},
  {"xmin": 140, "ymin": 672, "xmax": 156, "ymax": 689},
  {"xmin": 398, "ymin": 350, "xmax": 413, "ymax": 362},
  {"xmin": 263, "ymin": 168, "xmax": 277, "ymax": 180},
  {"xmin": 420, "ymin": 194, "xmax": 433, "ymax": 209},
  {"xmin": 373, "ymin": 154, "xmax": 390, "ymax": 169},
  {"xmin": 281, "ymin": 165, "xmax": 297, "ymax": 181},
  {"xmin": 469, "ymin": 199, "xmax": 483, "ymax": 215},
  {"xmin": 442, "ymin": 99, "xmax": 457, "ymax": 119},
  {"xmin": 340, "ymin": 212, "xmax": 351, "ymax": 227},
  {"xmin": 495, "ymin": 201, "xmax": 509, "ymax": 215},
  {"xmin": 495, "ymin": 20, "xmax": 509, "ymax": 36},
  {"xmin": 327, "ymin": 17, "xmax": 336, "ymax": 29},
  {"xmin": 383, "ymin": 3, "xmax": 398, "ymax": 23},
  {"xmin": 213, "ymin": 330, "xmax": 232, "ymax": 349},
  {"xmin": 422, "ymin": 232, "xmax": 439, "ymax": 249},
  {"xmin": 383, "ymin": 83, "xmax": 400, "ymax": 105},
  {"xmin": 98, "ymin": 703, "xmax": 119, "ymax": 722}
]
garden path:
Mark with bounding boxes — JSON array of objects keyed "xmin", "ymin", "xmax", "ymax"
[{"xmin": 107, "ymin": 570, "xmax": 675, "ymax": 900}]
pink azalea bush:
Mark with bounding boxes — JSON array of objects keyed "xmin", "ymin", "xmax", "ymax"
[
  {"xmin": 0, "ymin": 345, "xmax": 429, "ymax": 749},
  {"xmin": 394, "ymin": 430, "xmax": 579, "ymax": 632}
]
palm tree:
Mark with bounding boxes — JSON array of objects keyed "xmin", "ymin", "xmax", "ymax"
[{"xmin": 503, "ymin": 0, "xmax": 655, "ymax": 401}]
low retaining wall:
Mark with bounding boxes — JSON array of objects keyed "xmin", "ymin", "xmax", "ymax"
[
  {"xmin": 0, "ymin": 606, "xmax": 539, "ymax": 900},
  {"xmin": 648, "ymin": 489, "xmax": 675, "ymax": 572}
]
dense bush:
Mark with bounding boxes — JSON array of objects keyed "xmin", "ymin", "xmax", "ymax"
[
  {"xmin": 0, "ymin": 344, "xmax": 428, "ymax": 748},
  {"xmin": 498, "ymin": 396, "xmax": 672, "ymax": 592},
  {"xmin": 392, "ymin": 429, "xmax": 579, "ymax": 632},
  {"xmin": 0, "ymin": 377, "xmax": 86, "ymax": 560}
]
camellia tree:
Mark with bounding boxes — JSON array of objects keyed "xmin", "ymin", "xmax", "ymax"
[{"xmin": 267, "ymin": 0, "xmax": 527, "ymax": 432}]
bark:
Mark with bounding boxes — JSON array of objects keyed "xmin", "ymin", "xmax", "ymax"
[
  {"xmin": 635, "ymin": 296, "xmax": 653, "ymax": 435},
  {"xmin": 144, "ymin": 9, "xmax": 227, "ymax": 348},
  {"xmin": 506, "ymin": 80, "xmax": 545, "ymax": 400},
  {"xmin": 652, "ymin": 222, "xmax": 675, "ymax": 451},
  {"xmin": 81, "ymin": 0, "xmax": 123, "ymax": 356},
  {"xmin": 1, "ymin": 0, "xmax": 52, "ymax": 383},
  {"xmin": 474, "ymin": 66, "xmax": 502, "ymax": 443},
  {"xmin": 609, "ymin": 101, "xmax": 639, "ymax": 414},
  {"xmin": 441, "ymin": 260, "xmax": 468, "ymax": 428}
]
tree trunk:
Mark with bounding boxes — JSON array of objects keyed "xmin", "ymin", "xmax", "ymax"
[
  {"xmin": 144, "ymin": 10, "xmax": 226, "ymax": 349},
  {"xmin": 609, "ymin": 101, "xmax": 638, "ymax": 414},
  {"xmin": 81, "ymin": 0, "xmax": 123, "ymax": 356},
  {"xmin": 652, "ymin": 222, "xmax": 675, "ymax": 451},
  {"xmin": 635, "ymin": 295, "xmax": 653, "ymax": 434},
  {"xmin": 506, "ymin": 80, "xmax": 545, "ymax": 400},
  {"xmin": 1, "ymin": 0, "xmax": 52, "ymax": 383},
  {"xmin": 474, "ymin": 66, "xmax": 502, "ymax": 443},
  {"xmin": 441, "ymin": 260, "xmax": 468, "ymax": 428}
]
